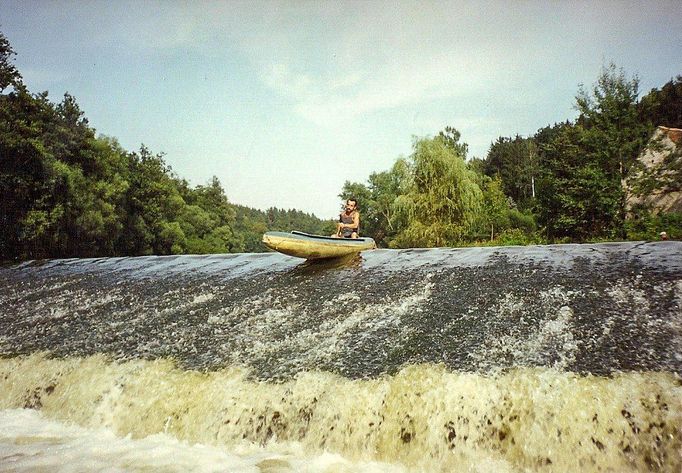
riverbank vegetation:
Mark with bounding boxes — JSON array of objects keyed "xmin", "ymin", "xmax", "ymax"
[
  {"xmin": 0, "ymin": 32, "xmax": 328, "ymax": 260},
  {"xmin": 341, "ymin": 67, "xmax": 682, "ymax": 248},
  {"xmin": 1, "ymin": 31, "xmax": 680, "ymax": 259}
]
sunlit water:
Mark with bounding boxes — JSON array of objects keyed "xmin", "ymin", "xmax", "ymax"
[{"xmin": 1, "ymin": 242, "xmax": 680, "ymax": 471}]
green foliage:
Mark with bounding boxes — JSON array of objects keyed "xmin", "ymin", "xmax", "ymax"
[
  {"xmin": 638, "ymin": 75, "xmax": 682, "ymax": 128},
  {"xmin": 158, "ymin": 221, "xmax": 186, "ymax": 254},
  {"xmin": 339, "ymin": 65, "xmax": 676, "ymax": 247},
  {"xmin": 0, "ymin": 83, "xmax": 135, "ymax": 257},
  {"xmin": 535, "ymin": 65, "xmax": 650, "ymax": 240},
  {"xmin": 339, "ymin": 128, "xmax": 541, "ymax": 249},
  {"xmin": 625, "ymin": 211, "xmax": 682, "ymax": 241},
  {"xmin": 469, "ymin": 175, "xmax": 537, "ymax": 242},
  {"xmin": 466, "ymin": 157, "xmax": 486, "ymax": 175},
  {"xmin": 3, "ymin": 27, "xmax": 680, "ymax": 257},
  {"xmin": 473, "ymin": 176, "xmax": 508, "ymax": 240},
  {"xmin": 496, "ymin": 228, "xmax": 541, "ymax": 246},
  {"xmin": 0, "ymin": 31, "xmax": 328, "ymax": 260},
  {"xmin": 437, "ymin": 126, "xmax": 469, "ymax": 158},
  {"xmin": 536, "ymin": 123, "xmax": 617, "ymax": 239},
  {"xmin": 232, "ymin": 205, "xmax": 328, "ymax": 253},
  {"xmin": 339, "ymin": 158, "xmax": 410, "ymax": 247},
  {"xmin": 483, "ymin": 135, "xmax": 538, "ymax": 209},
  {"xmin": 391, "ymin": 135, "xmax": 483, "ymax": 247},
  {"xmin": 576, "ymin": 63, "xmax": 650, "ymax": 179},
  {"xmin": 0, "ymin": 31, "xmax": 20, "ymax": 91},
  {"xmin": 508, "ymin": 209, "xmax": 537, "ymax": 234}
]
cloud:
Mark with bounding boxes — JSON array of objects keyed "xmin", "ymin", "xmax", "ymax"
[
  {"xmin": 241, "ymin": 2, "xmax": 561, "ymax": 128},
  {"xmin": 262, "ymin": 63, "xmax": 318, "ymax": 101},
  {"xmin": 260, "ymin": 48, "xmax": 503, "ymax": 128}
]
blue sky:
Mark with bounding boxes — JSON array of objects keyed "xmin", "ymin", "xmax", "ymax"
[{"xmin": 1, "ymin": 1, "xmax": 680, "ymax": 218}]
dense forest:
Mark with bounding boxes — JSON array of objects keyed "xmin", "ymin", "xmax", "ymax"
[
  {"xmin": 1, "ymin": 30, "xmax": 680, "ymax": 260},
  {"xmin": 0, "ymin": 32, "xmax": 330, "ymax": 260}
]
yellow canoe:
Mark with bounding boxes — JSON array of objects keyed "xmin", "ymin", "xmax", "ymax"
[{"xmin": 262, "ymin": 231, "xmax": 376, "ymax": 260}]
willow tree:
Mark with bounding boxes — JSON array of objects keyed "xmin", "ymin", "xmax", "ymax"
[{"xmin": 391, "ymin": 135, "xmax": 483, "ymax": 248}]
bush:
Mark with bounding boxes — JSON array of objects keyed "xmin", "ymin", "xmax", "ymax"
[
  {"xmin": 496, "ymin": 228, "xmax": 546, "ymax": 246},
  {"xmin": 508, "ymin": 209, "xmax": 537, "ymax": 233},
  {"xmin": 625, "ymin": 211, "xmax": 682, "ymax": 240}
]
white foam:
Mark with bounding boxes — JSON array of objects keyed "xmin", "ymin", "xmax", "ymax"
[
  {"xmin": 467, "ymin": 287, "xmax": 580, "ymax": 370},
  {"xmin": 1, "ymin": 355, "xmax": 680, "ymax": 472},
  {"xmin": 0, "ymin": 409, "xmax": 407, "ymax": 473},
  {"xmin": 207, "ymin": 277, "xmax": 434, "ymax": 371}
]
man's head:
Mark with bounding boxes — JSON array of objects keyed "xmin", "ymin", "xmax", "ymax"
[{"xmin": 345, "ymin": 198, "xmax": 357, "ymax": 212}]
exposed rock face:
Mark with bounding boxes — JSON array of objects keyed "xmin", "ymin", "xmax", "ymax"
[{"xmin": 626, "ymin": 126, "xmax": 682, "ymax": 215}]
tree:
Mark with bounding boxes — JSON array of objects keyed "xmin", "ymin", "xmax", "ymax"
[
  {"xmin": 0, "ymin": 87, "xmax": 52, "ymax": 258},
  {"xmin": 367, "ymin": 159, "xmax": 411, "ymax": 246},
  {"xmin": 0, "ymin": 30, "xmax": 332, "ymax": 259},
  {"xmin": 339, "ymin": 180, "xmax": 372, "ymax": 216},
  {"xmin": 0, "ymin": 82, "xmax": 135, "ymax": 258},
  {"xmin": 484, "ymin": 135, "xmax": 538, "ymax": 209},
  {"xmin": 639, "ymin": 76, "xmax": 682, "ymax": 129},
  {"xmin": 576, "ymin": 63, "xmax": 650, "ymax": 179},
  {"xmin": 437, "ymin": 126, "xmax": 469, "ymax": 158},
  {"xmin": 575, "ymin": 63, "xmax": 651, "ymax": 236},
  {"xmin": 118, "ymin": 146, "xmax": 186, "ymax": 255},
  {"xmin": 338, "ymin": 158, "xmax": 411, "ymax": 247},
  {"xmin": 476, "ymin": 176, "xmax": 510, "ymax": 240},
  {"xmin": 535, "ymin": 122, "xmax": 622, "ymax": 240},
  {"xmin": 0, "ymin": 31, "xmax": 20, "ymax": 91},
  {"xmin": 533, "ymin": 65, "xmax": 650, "ymax": 240},
  {"xmin": 391, "ymin": 135, "xmax": 483, "ymax": 247}
]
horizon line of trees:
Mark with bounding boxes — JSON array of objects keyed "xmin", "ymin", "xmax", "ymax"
[
  {"xmin": 0, "ymin": 31, "xmax": 330, "ymax": 261},
  {"xmin": 2, "ymin": 28, "xmax": 681, "ymax": 260},
  {"xmin": 339, "ymin": 66, "xmax": 681, "ymax": 248}
]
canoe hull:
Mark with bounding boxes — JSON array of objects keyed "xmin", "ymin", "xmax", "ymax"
[{"xmin": 262, "ymin": 231, "xmax": 376, "ymax": 260}]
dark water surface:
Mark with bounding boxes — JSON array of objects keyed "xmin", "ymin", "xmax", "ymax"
[{"xmin": 2, "ymin": 241, "xmax": 680, "ymax": 379}]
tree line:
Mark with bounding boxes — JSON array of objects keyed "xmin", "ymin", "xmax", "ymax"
[
  {"xmin": 340, "ymin": 65, "xmax": 681, "ymax": 248},
  {"xmin": 2, "ymin": 29, "xmax": 680, "ymax": 260},
  {"xmin": 0, "ymin": 31, "xmax": 329, "ymax": 260}
]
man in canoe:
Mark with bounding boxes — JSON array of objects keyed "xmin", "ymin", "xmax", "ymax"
[{"xmin": 333, "ymin": 198, "xmax": 360, "ymax": 238}]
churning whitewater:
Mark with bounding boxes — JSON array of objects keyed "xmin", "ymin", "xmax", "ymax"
[{"xmin": 1, "ymin": 241, "xmax": 681, "ymax": 472}]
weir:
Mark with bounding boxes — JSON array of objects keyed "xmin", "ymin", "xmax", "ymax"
[{"xmin": 1, "ymin": 241, "xmax": 681, "ymax": 472}]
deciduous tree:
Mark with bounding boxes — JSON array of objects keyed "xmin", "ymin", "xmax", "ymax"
[{"xmin": 391, "ymin": 135, "xmax": 482, "ymax": 247}]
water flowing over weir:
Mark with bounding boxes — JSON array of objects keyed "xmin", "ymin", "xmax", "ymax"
[{"xmin": 1, "ymin": 241, "xmax": 681, "ymax": 472}]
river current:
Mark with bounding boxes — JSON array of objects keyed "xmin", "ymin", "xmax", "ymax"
[{"xmin": 0, "ymin": 242, "xmax": 680, "ymax": 472}]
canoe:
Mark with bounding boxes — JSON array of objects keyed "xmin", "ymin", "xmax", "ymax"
[{"xmin": 262, "ymin": 231, "xmax": 376, "ymax": 260}]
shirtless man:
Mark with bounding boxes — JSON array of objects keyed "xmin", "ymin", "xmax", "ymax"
[{"xmin": 333, "ymin": 198, "xmax": 360, "ymax": 239}]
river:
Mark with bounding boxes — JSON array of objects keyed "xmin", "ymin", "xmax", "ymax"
[{"xmin": 1, "ymin": 242, "xmax": 680, "ymax": 472}]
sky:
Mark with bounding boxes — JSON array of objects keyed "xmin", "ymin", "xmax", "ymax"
[{"xmin": 1, "ymin": 1, "xmax": 680, "ymax": 218}]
